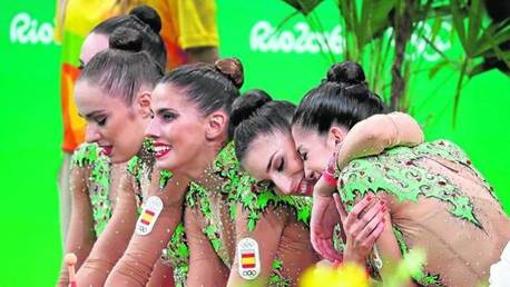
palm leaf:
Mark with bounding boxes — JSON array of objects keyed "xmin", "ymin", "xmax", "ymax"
[
  {"xmin": 473, "ymin": 20, "xmax": 510, "ymax": 57},
  {"xmin": 450, "ymin": 0, "xmax": 468, "ymax": 51},
  {"xmin": 358, "ymin": 0, "xmax": 397, "ymax": 45}
]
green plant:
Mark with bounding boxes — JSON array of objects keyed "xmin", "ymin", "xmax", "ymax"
[{"xmin": 280, "ymin": 0, "xmax": 510, "ymax": 125}]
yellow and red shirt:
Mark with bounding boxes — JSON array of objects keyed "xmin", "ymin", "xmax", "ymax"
[{"xmin": 55, "ymin": 0, "xmax": 218, "ymax": 152}]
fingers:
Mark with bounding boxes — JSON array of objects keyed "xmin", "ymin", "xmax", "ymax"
[
  {"xmin": 361, "ymin": 221, "xmax": 385, "ymax": 249},
  {"xmin": 355, "ymin": 210, "xmax": 384, "ymax": 244},
  {"xmin": 318, "ymin": 238, "xmax": 342, "ymax": 262},
  {"xmin": 344, "ymin": 197, "xmax": 386, "ymax": 247},
  {"xmin": 310, "ymin": 232, "xmax": 322, "ymax": 256},
  {"xmin": 312, "ymin": 234, "xmax": 330, "ymax": 261},
  {"xmin": 311, "ymin": 228, "xmax": 338, "ymax": 262},
  {"xmin": 370, "ymin": 221, "xmax": 385, "ymax": 241},
  {"xmin": 362, "ymin": 200, "xmax": 385, "ymax": 222},
  {"xmin": 344, "ymin": 194, "xmax": 374, "ymax": 229},
  {"xmin": 333, "ymin": 193, "xmax": 347, "ymax": 220},
  {"xmin": 311, "ymin": 229, "xmax": 342, "ymax": 262},
  {"xmin": 316, "ymin": 239, "xmax": 332, "ymax": 261}
]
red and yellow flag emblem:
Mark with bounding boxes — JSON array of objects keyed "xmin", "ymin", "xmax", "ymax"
[
  {"xmin": 140, "ymin": 209, "xmax": 156, "ymax": 226},
  {"xmin": 241, "ymin": 251, "xmax": 256, "ymax": 268}
]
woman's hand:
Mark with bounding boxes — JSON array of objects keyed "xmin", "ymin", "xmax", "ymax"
[
  {"xmin": 336, "ymin": 194, "xmax": 385, "ymax": 265},
  {"xmin": 310, "ymin": 192, "xmax": 385, "ymax": 264},
  {"xmin": 310, "ymin": 192, "xmax": 343, "ymax": 262}
]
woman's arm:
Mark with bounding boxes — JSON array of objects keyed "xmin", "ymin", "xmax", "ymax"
[
  {"xmin": 315, "ymin": 112, "xmax": 424, "ymax": 198},
  {"xmin": 104, "ymin": 173, "xmax": 189, "ymax": 287},
  {"xmin": 56, "ymin": 166, "xmax": 95, "ymax": 286},
  {"xmin": 75, "ymin": 171, "xmax": 139, "ymax": 286},
  {"xmin": 226, "ymin": 204, "xmax": 287, "ymax": 287},
  {"xmin": 373, "ymin": 201, "xmax": 417, "ymax": 287},
  {"xmin": 336, "ymin": 112, "xmax": 424, "ymax": 170},
  {"xmin": 185, "ymin": 206, "xmax": 230, "ymax": 287},
  {"xmin": 146, "ymin": 258, "xmax": 175, "ymax": 287}
]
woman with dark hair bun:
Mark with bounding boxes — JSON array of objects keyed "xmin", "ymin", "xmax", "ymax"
[
  {"xmin": 291, "ymin": 61, "xmax": 510, "ymax": 286},
  {"xmin": 231, "ymin": 83, "xmax": 426, "ymax": 269},
  {"xmin": 84, "ymin": 4, "xmax": 168, "ymax": 68},
  {"xmin": 57, "ymin": 21, "xmax": 190, "ymax": 287},
  {"xmin": 58, "ymin": 5, "xmax": 170, "ymax": 245},
  {"xmin": 56, "ymin": 1, "xmax": 219, "ymax": 245},
  {"xmin": 109, "ymin": 58, "xmax": 319, "ymax": 287}
]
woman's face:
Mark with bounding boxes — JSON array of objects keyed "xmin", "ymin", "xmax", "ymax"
[
  {"xmin": 146, "ymin": 83, "xmax": 209, "ymax": 175},
  {"xmin": 291, "ymin": 125, "xmax": 337, "ymax": 182},
  {"xmin": 75, "ymin": 81, "xmax": 150, "ymax": 163},
  {"xmin": 242, "ymin": 130, "xmax": 315, "ymax": 195},
  {"xmin": 75, "ymin": 31, "xmax": 152, "ymax": 163}
]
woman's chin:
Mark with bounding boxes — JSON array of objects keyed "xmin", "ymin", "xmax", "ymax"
[
  {"xmin": 156, "ymin": 160, "xmax": 174, "ymax": 171},
  {"xmin": 275, "ymin": 187, "xmax": 296, "ymax": 196}
]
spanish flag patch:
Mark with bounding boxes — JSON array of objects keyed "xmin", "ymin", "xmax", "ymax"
[
  {"xmin": 136, "ymin": 196, "xmax": 163, "ymax": 236},
  {"xmin": 237, "ymin": 237, "xmax": 261, "ymax": 280}
]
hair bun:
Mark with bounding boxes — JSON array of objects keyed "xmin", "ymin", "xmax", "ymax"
[
  {"xmin": 229, "ymin": 89, "xmax": 272, "ymax": 135},
  {"xmin": 215, "ymin": 57, "xmax": 244, "ymax": 89},
  {"xmin": 326, "ymin": 61, "xmax": 366, "ymax": 85},
  {"xmin": 345, "ymin": 83, "xmax": 371, "ymax": 101},
  {"xmin": 109, "ymin": 27, "xmax": 144, "ymax": 52},
  {"xmin": 129, "ymin": 5, "xmax": 162, "ymax": 33}
]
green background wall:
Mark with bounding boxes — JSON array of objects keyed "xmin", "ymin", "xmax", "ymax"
[{"xmin": 0, "ymin": 0, "xmax": 508, "ymax": 286}]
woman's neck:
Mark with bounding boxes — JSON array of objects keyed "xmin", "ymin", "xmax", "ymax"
[{"xmin": 186, "ymin": 140, "xmax": 226, "ymax": 189}]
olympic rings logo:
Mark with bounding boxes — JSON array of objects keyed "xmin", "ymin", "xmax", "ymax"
[
  {"xmin": 136, "ymin": 225, "xmax": 148, "ymax": 234},
  {"xmin": 242, "ymin": 270, "xmax": 257, "ymax": 277}
]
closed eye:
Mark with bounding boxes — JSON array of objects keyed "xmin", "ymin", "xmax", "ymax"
[
  {"xmin": 276, "ymin": 158, "xmax": 284, "ymax": 172},
  {"xmin": 96, "ymin": 116, "xmax": 107, "ymax": 127}
]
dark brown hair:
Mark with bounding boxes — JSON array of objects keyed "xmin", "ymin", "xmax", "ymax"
[
  {"xmin": 78, "ymin": 27, "xmax": 163, "ymax": 104},
  {"xmin": 158, "ymin": 57, "xmax": 244, "ymax": 121},
  {"xmin": 292, "ymin": 61, "xmax": 387, "ymax": 133}
]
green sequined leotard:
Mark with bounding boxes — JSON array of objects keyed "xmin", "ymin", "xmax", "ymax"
[
  {"xmin": 72, "ymin": 141, "xmax": 316, "ymax": 286},
  {"xmin": 71, "ymin": 141, "xmax": 190, "ymax": 286},
  {"xmin": 71, "ymin": 143, "xmax": 112, "ymax": 236},
  {"xmin": 185, "ymin": 142, "xmax": 316, "ymax": 286},
  {"xmin": 336, "ymin": 140, "xmax": 510, "ymax": 286}
]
